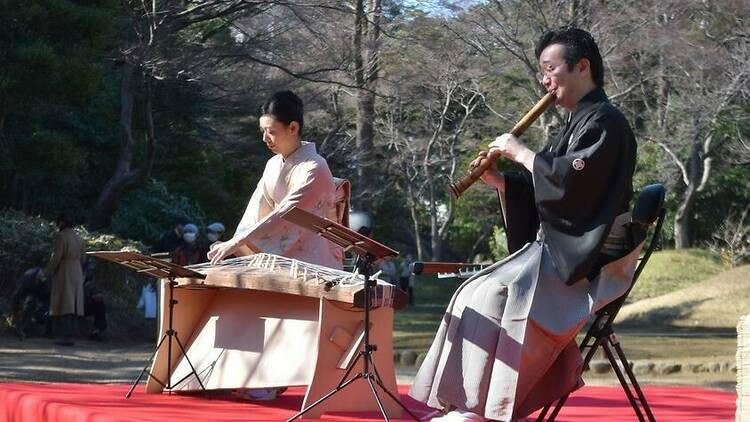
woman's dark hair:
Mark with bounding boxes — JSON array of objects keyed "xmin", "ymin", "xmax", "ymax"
[
  {"xmin": 261, "ymin": 90, "xmax": 304, "ymax": 134},
  {"xmin": 535, "ymin": 27, "xmax": 604, "ymax": 87}
]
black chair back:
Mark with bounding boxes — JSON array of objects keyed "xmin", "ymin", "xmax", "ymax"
[{"xmin": 598, "ymin": 183, "xmax": 666, "ymax": 327}]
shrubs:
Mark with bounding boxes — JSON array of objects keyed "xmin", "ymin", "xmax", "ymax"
[
  {"xmin": 0, "ymin": 210, "xmax": 153, "ymax": 339},
  {"xmin": 0, "ymin": 210, "xmax": 57, "ymax": 287},
  {"xmin": 110, "ymin": 179, "xmax": 205, "ymax": 245}
]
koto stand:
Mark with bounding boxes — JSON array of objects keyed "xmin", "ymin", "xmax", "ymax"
[
  {"xmin": 87, "ymin": 251, "xmax": 207, "ymax": 398},
  {"xmin": 281, "ymin": 207, "xmax": 420, "ymax": 422}
]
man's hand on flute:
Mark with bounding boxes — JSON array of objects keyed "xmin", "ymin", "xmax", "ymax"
[
  {"xmin": 469, "ymin": 150, "xmax": 505, "ymax": 191},
  {"xmin": 488, "ymin": 133, "xmax": 536, "ymax": 173}
]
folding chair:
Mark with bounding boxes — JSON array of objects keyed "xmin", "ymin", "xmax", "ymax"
[{"xmin": 536, "ymin": 183, "xmax": 666, "ymax": 422}]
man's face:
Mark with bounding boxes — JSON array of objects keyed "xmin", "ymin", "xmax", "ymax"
[
  {"xmin": 539, "ymin": 43, "xmax": 586, "ymax": 110},
  {"xmin": 259, "ymin": 115, "xmax": 299, "ymax": 155}
]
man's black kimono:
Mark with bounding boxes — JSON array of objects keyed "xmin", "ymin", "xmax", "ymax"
[{"xmin": 410, "ymin": 88, "xmax": 639, "ymax": 421}]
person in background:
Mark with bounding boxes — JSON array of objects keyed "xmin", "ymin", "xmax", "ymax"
[
  {"xmin": 137, "ymin": 282, "xmax": 158, "ymax": 320},
  {"xmin": 39, "ymin": 214, "xmax": 86, "ymax": 346},
  {"xmin": 11, "ymin": 267, "xmax": 50, "ymax": 339},
  {"xmin": 172, "ymin": 223, "xmax": 204, "ymax": 265},
  {"xmin": 378, "ymin": 255, "xmax": 397, "ymax": 285},
  {"xmin": 398, "ymin": 254, "xmax": 415, "ymax": 306},
  {"xmin": 206, "ymin": 222, "xmax": 226, "ymax": 242},
  {"xmin": 155, "ymin": 220, "xmax": 186, "ymax": 254}
]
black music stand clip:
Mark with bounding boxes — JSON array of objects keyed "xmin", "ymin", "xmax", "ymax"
[
  {"xmin": 280, "ymin": 207, "xmax": 421, "ymax": 422},
  {"xmin": 87, "ymin": 251, "xmax": 207, "ymax": 398}
]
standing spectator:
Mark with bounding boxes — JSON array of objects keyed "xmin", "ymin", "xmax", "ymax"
[
  {"xmin": 40, "ymin": 214, "xmax": 86, "ymax": 346},
  {"xmin": 378, "ymin": 256, "xmax": 397, "ymax": 285},
  {"xmin": 137, "ymin": 282, "xmax": 158, "ymax": 320},
  {"xmin": 172, "ymin": 223, "xmax": 203, "ymax": 265},
  {"xmin": 398, "ymin": 254, "xmax": 415, "ymax": 306},
  {"xmin": 137, "ymin": 281, "xmax": 158, "ymax": 341},
  {"xmin": 154, "ymin": 220, "xmax": 186, "ymax": 254},
  {"xmin": 206, "ymin": 222, "xmax": 226, "ymax": 242}
]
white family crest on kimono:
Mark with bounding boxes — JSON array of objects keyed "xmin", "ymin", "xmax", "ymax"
[{"xmin": 234, "ymin": 141, "xmax": 343, "ymax": 269}]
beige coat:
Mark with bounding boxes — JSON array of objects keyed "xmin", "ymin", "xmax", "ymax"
[{"xmin": 44, "ymin": 228, "xmax": 86, "ymax": 316}]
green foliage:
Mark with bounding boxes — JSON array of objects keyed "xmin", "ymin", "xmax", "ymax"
[
  {"xmin": 0, "ymin": 210, "xmax": 57, "ymax": 286},
  {"xmin": 111, "ymin": 180, "xmax": 206, "ymax": 246},
  {"xmin": 0, "ymin": 0, "xmax": 118, "ymax": 217},
  {"xmin": 488, "ymin": 226, "xmax": 509, "ymax": 261},
  {"xmin": 447, "ymin": 183, "xmax": 500, "ymax": 261}
]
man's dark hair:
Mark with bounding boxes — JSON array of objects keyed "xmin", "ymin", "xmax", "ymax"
[
  {"xmin": 261, "ymin": 90, "xmax": 304, "ymax": 134},
  {"xmin": 55, "ymin": 213, "xmax": 74, "ymax": 229},
  {"xmin": 535, "ymin": 27, "xmax": 604, "ymax": 87}
]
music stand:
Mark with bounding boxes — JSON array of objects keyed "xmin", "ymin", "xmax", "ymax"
[
  {"xmin": 280, "ymin": 207, "xmax": 421, "ymax": 422},
  {"xmin": 87, "ymin": 251, "xmax": 207, "ymax": 398}
]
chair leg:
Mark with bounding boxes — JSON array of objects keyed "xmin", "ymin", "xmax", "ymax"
[
  {"xmin": 601, "ymin": 341, "xmax": 649, "ymax": 422},
  {"xmin": 610, "ymin": 338, "xmax": 657, "ymax": 422}
]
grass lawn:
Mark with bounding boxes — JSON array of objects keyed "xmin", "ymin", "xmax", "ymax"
[{"xmin": 626, "ymin": 248, "xmax": 724, "ymax": 302}]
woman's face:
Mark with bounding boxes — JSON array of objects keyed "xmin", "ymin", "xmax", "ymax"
[{"xmin": 259, "ymin": 114, "xmax": 300, "ymax": 156}]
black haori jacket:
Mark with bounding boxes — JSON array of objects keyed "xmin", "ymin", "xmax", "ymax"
[{"xmin": 500, "ymin": 88, "xmax": 636, "ymax": 285}]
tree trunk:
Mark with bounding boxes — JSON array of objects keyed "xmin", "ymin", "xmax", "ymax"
[
  {"xmin": 428, "ymin": 180, "xmax": 441, "ymax": 261},
  {"xmin": 89, "ymin": 63, "xmax": 155, "ymax": 230},
  {"xmin": 406, "ymin": 181, "xmax": 424, "ymax": 260},
  {"xmin": 674, "ymin": 184, "xmax": 695, "ymax": 249},
  {"xmin": 673, "ymin": 126, "xmax": 707, "ymax": 249},
  {"xmin": 351, "ymin": 0, "xmax": 380, "ymax": 212},
  {"xmin": 354, "ymin": 92, "xmax": 375, "ymax": 211}
]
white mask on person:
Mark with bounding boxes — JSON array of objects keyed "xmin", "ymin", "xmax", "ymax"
[
  {"xmin": 183, "ymin": 232, "xmax": 197, "ymax": 243},
  {"xmin": 207, "ymin": 232, "xmax": 219, "ymax": 242}
]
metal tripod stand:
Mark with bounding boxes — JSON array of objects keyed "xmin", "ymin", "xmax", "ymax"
[
  {"xmin": 126, "ymin": 274, "xmax": 206, "ymax": 398},
  {"xmin": 286, "ymin": 253, "xmax": 420, "ymax": 421}
]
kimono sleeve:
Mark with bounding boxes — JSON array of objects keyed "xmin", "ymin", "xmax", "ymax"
[
  {"xmin": 499, "ymin": 171, "xmax": 539, "ymax": 254},
  {"xmin": 235, "ymin": 161, "xmax": 334, "ymax": 254},
  {"xmin": 532, "ymin": 110, "xmax": 634, "ymax": 284}
]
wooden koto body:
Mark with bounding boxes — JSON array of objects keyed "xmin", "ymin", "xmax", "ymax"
[
  {"xmin": 174, "ymin": 254, "xmax": 408, "ymax": 310},
  {"xmin": 147, "ymin": 254, "xmax": 405, "ymax": 418}
]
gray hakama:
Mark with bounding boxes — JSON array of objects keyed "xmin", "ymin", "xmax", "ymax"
[{"xmin": 409, "ymin": 232, "xmax": 642, "ymax": 421}]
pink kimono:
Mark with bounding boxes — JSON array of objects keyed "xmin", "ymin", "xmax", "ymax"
[{"xmin": 233, "ymin": 142, "xmax": 343, "ymax": 269}]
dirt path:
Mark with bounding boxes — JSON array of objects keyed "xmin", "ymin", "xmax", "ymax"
[
  {"xmin": 0, "ymin": 334, "xmax": 736, "ymax": 393},
  {"xmin": 0, "ymin": 336, "xmax": 152, "ymax": 384}
]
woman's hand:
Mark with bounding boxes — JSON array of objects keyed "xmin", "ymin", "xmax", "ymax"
[{"xmin": 207, "ymin": 239, "xmax": 240, "ymax": 265}]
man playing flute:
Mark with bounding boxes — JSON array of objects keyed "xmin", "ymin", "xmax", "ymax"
[{"xmin": 410, "ymin": 27, "xmax": 638, "ymax": 421}]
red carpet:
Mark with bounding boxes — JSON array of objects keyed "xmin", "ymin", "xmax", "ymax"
[{"xmin": 0, "ymin": 383, "xmax": 735, "ymax": 421}]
